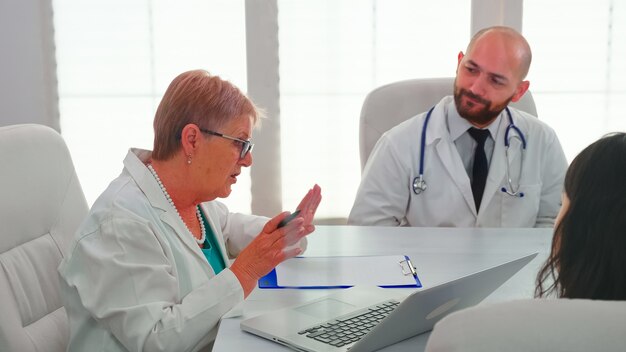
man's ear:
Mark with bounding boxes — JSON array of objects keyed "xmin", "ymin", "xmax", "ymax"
[
  {"xmin": 511, "ymin": 80, "xmax": 530, "ymax": 102},
  {"xmin": 456, "ymin": 51, "xmax": 465, "ymax": 75}
]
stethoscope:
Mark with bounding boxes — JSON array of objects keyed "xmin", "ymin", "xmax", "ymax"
[{"xmin": 412, "ymin": 106, "xmax": 527, "ymax": 197}]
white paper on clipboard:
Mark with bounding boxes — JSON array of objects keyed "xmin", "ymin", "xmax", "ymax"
[{"xmin": 273, "ymin": 255, "xmax": 418, "ymax": 287}]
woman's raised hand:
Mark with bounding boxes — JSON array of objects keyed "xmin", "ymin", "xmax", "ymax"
[
  {"xmin": 230, "ymin": 185, "xmax": 322, "ymax": 297},
  {"xmin": 295, "ymin": 184, "xmax": 322, "ymax": 233}
]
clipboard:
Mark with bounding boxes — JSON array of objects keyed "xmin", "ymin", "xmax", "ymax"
[{"xmin": 258, "ymin": 255, "xmax": 421, "ymax": 289}]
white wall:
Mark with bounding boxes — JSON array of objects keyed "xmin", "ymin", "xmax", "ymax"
[{"xmin": 0, "ymin": 0, "xmax": 59, "ymax": 130}]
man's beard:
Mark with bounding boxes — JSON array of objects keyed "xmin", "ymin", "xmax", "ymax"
[{"xmin": 454, "ymin": 86, "xmax": 513, "ymax": 126}]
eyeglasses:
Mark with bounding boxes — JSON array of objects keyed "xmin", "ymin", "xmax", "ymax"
[{"xmin": 199, "ymin": 128, "xmax": 254, "ymax": 159}]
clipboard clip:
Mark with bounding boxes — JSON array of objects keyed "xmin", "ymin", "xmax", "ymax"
[{"xmin": 399, "ymin": 258, "xmax": 417, "ymax": 278}]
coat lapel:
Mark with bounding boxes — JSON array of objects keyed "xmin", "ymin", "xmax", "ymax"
[
  {"xmin": 158, "ymin": 210, "xmax": 208, "ymax": 263},
  {"xmin": 124, "ymin": 149, "xmax": 208, "ymax": 263},
  {"xmin": 428, "ymin": 100, "xmax": 477, "ymax": 214},
  {"xmin": 481, "ymin": 109, "xmax": 524, "ymax": 213},
  {"xmin": 434, "ymin": 140, "xmax": 477, "ymax": 213}
]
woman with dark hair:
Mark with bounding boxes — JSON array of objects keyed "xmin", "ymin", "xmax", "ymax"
[
  {"xmin": 425, "ymin": 134, "xmax": 626, "ymax": 352},
  {"xmin": 536, "ymin": 132, "xmax": 626, "ymax": 299}
]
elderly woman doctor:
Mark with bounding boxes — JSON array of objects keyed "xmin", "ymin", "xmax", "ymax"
[{"xmin": 58, "ymin": 70, "xmax": 322, "ymax": 352}]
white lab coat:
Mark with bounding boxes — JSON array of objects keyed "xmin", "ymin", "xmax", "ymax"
[
  {"xmin": 58, "ymin": 149, "xmax": 269, "ymax": 352},
  {"xmin": 348, "ymin": 96, "xmax": 567, "ymax": 228}
]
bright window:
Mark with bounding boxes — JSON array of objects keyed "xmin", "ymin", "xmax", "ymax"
[
  {"xmin": 278, "ymin": 0, "xmax": 470, "ymax": 219},
  {"xmin": 524, "ymin": 0, "xmax": 626, "ymax": 161},
  {"xmin": 55, "ymin": 1, "xmax": 622, "ymax": 221},
  {"xmin": 53, "ymin": 0, "xmax": 251, "ymax": 211}
]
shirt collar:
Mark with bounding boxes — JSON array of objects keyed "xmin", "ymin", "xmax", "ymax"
[
  {"xmin": 447, "ymin": 99, "xmax": 503, "ymax": 141},
  {"xmin": 124, "ymin": 148, "xmax": 169, "ymax": 211}
]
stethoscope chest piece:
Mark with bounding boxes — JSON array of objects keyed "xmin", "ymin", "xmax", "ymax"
[{"xmin": 413, "ymin": 176, "xmax": 427, "ymax": 195}]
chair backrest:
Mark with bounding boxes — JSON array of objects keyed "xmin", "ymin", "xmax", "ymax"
[
  {"xmin": 0, "ymin": 124, "xmax": 88, "ymax": 352},
  {"xmin": 425, "ymin": 298, "xmax": 626, "ymax": 352},
  {"xmin": 359, "ymin": 77, "xmax": 538, "ymax": 171}
]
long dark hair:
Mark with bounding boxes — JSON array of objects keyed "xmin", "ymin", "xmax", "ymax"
[{"xmin": 536, "ymin": 133, "xmax": 626, "ymax": 299}]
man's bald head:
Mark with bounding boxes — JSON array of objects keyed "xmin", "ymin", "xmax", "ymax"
[{"xmin": 466, "ymin": 26, "xmax": 532, "ymax": 80}]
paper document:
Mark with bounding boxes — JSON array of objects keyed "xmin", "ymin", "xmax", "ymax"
[{"xmin": 259, "ymin": 255, "xmax": 421, "ymax": 289}]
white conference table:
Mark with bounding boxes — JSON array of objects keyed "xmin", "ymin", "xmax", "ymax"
[{"xmin": 213, "ymin": 225, "xmax": 553, "ymax": 351}]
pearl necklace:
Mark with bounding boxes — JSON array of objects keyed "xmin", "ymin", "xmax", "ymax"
[{"xmin": 147, "ymin": 164, "xmax": 206, "ymax": 245}]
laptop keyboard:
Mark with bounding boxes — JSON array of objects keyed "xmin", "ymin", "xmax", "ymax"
[{"xmin": 297, "ymin": 299, "xmax": 400, "ymax": 348}]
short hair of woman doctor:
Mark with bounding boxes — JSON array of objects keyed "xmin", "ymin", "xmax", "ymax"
[
  {"xmin": 536, "ymin": 132, "xmax": 626, "ymax": 300},
  {"xmin": 152, "ymin": 69, "xmax": 261, "ymax": 160}
]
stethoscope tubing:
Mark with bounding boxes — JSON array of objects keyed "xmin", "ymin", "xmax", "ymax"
[
  {"xmin": 413, "ymin": 106, "xmax": 525, "ymax": 196},
  {"xmin": 418, "ymin": 106, "xmax": 435, "ymax": 177}
]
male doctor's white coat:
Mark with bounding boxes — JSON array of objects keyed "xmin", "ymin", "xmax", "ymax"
[
  {"xmin": 348, "ymin": 96, "xmax": 567, "ymax": 228},
  {"xmin": 58, "ymin": 148, "xmax": 292, "ymax": 352}
]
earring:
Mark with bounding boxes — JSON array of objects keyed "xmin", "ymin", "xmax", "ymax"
[{"xmin": 187, "ymin": 154, "xmax": 192, "ymax": 165}]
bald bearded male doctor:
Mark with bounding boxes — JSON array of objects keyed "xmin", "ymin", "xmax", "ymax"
[{"xmin": 349, "ymin": 26, "xmax": 567, "ymax": 228}]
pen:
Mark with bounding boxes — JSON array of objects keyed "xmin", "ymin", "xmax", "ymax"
[{"xmin": 277, "ymin": 210, "xmax": 301, "ymax": 228}]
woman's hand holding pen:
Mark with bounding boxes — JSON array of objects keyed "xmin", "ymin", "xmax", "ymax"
[{"xmin": 231, "ymin": 184, "xmax": 322, "ymax": 297}]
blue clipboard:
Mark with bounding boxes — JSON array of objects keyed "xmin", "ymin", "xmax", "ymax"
[{"xmin": 258, "ymin": 255, "xmax": 422, "ymax": 289}]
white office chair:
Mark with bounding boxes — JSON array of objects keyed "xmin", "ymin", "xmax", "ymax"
[
  {"xmin": 0, "ymin": 124, "xmax": 88, "ymax": 352},
  {"xmin": 425, "ymin": 298, "xmax": 626, "ymax": 352},
  {"xmin": 359, "ymin": 77, "xmax": 538, "ymax": 171}
]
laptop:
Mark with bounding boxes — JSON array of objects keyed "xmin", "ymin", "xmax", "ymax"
[{"xmin": 240, "ymin": 252, "xmax": 537, "ymax": 352}]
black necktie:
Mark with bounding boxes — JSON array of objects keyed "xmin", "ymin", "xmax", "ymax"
[{"xmin": 468, "ymin": 128, "xmax": 490, "ymax": 212}]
